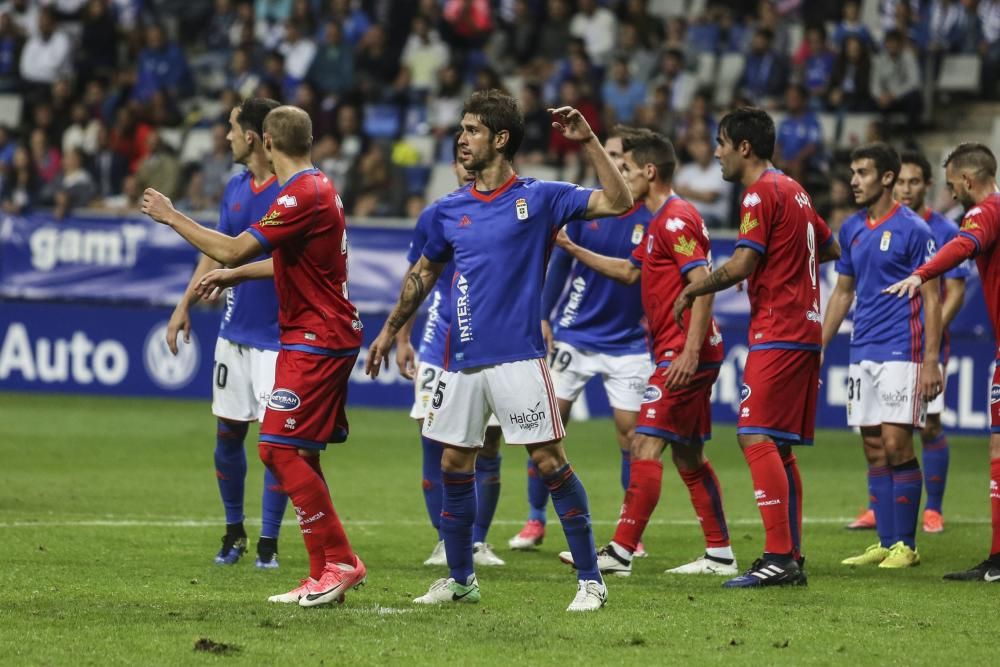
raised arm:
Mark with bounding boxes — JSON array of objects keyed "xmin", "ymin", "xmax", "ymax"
[
  {"xmin": 672, "ymin": 247, "xmax": 760, "ymax": 326},
  {"xmin": 556, "ymin": 229, "xmax": 640, "ymax": 285},
  {"xmin": 194, "ymin": 258, "xmax": 274, "ymax": 301},
  {"xmin": 885, "ymin": 234, "xmax": 977, "ymax": 298},
  {"xmin": 142, "ymin": 188, "xmax": 264, "ymax": 266},
  {"xmin": 366, "ymin": 255, "xmax": 445, "ymax": 377}
]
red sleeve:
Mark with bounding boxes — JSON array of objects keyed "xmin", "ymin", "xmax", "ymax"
[
  {"xmin": 814, "ymin": 212, "xmax": 833, "ymax": 246},
  {"xmin": 735, "ymin": 187, "xmax": 770, "ymax": 255},
  {"xmin": 248, "ymin": 180, "xmax": 315, "ymax": 251},
  {"xmin": 914, "ymin": 234, "xmax": 978, "ymax": 282},
  {"xmin": 661, "ymin": 208, "xmax": 710, "ymax": 274}
]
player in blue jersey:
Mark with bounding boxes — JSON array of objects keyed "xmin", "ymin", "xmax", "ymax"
[
  {"xmin": 166, "ymin": 98, "xmax": 288, "ymax": 568},
  {"xmin": 507, "ymin": 128, "xmax": 654, "ymax": 554},
  {"xmin": 822, "ymin": 143, "xmax": 943, "ymax": 569},
  {"xmin": 367, "ymin": 89, "xmax": 634, "ymax": 611},
  {"xmin": 395, "ymin": 136, "xmax": 506, "ymax": 568}
]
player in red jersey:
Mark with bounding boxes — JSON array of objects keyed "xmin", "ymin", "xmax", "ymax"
[
  {"xmin": 552, "ymin": 129, "xmax": 738, "ymax": 578},
  {"xmin": 886, "ymin": 142, "xmax": 1000, "ymax": 582},
  {"xmin": 141, "ymin": 105, "xmax": 367, "ymax": 606},
  {"xmin": 673, "ymin": 107, "xmax": 840, "ymax": 587}
]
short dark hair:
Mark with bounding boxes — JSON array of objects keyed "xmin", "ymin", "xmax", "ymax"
[
  {"xmin": 850, "ymin": 142, "xmax": 901, "ymax": 185},
  {"xmin": 718, "ymin": 107, "xmax": 775, "ymax": 160},
  {"xmin": 236, "ymin": 97, "xmax": 281, "ymax": 138},
  {"xmin": 899, "ymin": 149, "xmax": 933, "ymax": 182},
  {"xmin": 462, "ymin": 89, "xmax": 524, "ymax": 161},
  {"xmin": 452, "ymin": 131, "xmax": 461, "ymax": 161},
  {"xmin": 623, "ymin": 129, "xmax": 677, "ymax": 182},
  {"xmin": 944, "ymin": 142, "xmax": 997, "ymax": 178},
  {"xmin": 884, "ymin": 28, "xmax": 903, "ymax": 43},
  {"xmin": 262, "ymin": 105, "xmax": 313, "ymax": 157}
]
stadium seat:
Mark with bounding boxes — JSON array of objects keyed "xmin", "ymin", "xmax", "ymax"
[
  {"xmin": 180, "ymin": 128, "xmax": 215, "ymax": 164},
  {"xmin": 403, "ymin": 104, "xmax": 429, "ymax": 135},
  {"xmin": 713, "ymin": 53, "xmax": 745, "ymax": 107},
  {"xmin": 401, "ymin": 134, "xmax": 436, "ymax": 166},
  {"xmin": 695, "ymin": 52, "xmax": 717, "ymax": 87},
  {"xmin": 159, "ymin": 127, "xmax": 183, "ymax": 151},
  {"xmin": 649, "ymin": 0, "xmax": 689, "ymax": 18},
  {"xmin": 427, "ymin": 163, "xmax": 460, "ymax": 201},
  {"xmin": 0, "ymin": 93, "xmax": 23, "ymax": 128},
  {"xmin": 936, "ymin": 54, "xmax": 982, "ymax": 94},
  {"xmin": 401, "ymin": 165, "xmax": 431, "ymax": 194},
  {"xmin": 838, "ymin": 113, "xmax": 879, "ymax": 148},
  {"xmin": 818, "ymin": 112, "xmax": 838, "ymax": 148},
  {"xmin": 363, "ymin": 104, "xmax": 402, "ymax": 140}
]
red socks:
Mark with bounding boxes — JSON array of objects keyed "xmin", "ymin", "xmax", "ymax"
[
  {"xmin": 743, "ymin": 441, "xmax": 792, "ymax": 556},
  {"xmin": 678, "ymin": 461, "xmax": 731, "ymax": 548},
  {"xmin": 612, "ymin": 459, "xmax": 663, "ymax": 553},
  {"xmin": 991, "ymin": 458, "xmax": 1000, "ymax": 557},
  {"xmin": 259, "ymin": 444, "xmax": 353, "ymax": 579}
]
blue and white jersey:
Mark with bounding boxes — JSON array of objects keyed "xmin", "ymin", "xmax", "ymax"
[
  {"xmin": 217, "ymin": 170, "xmax": 281, "ymax": 351},
  {"xmin": 407, "ymin": 200, "xmax": 451, "ymax": 368},
  {"xmin": 922, "ymin": 208, "xmax": 971, "ymax": 282},
  {"xmin": 543, "ymin": 203, "xmax": 651, "ymax": 355},
  {"xmin": 836, "ymin": 202, "xmax": 935, "ymax": 363},
  {"xmin": 423, "ymin": 175, "xmax": 593, "ymax": 370}
]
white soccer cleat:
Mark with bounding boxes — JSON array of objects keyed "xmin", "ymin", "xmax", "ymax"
[
  {"xmin": 473, "ymin": 542, "xmax": 506, "ymax": 566},
  {"xmin": 508, "ymin": 519, "xmax": 545, "ymax": 550},
  {"xmin": 559, "ymin": 544, "xmax": 632, "ymax": 577},
  {"xmin": 423, "ymin": 540, "xmax": 448, "ymax": 566},
  {"xmin": 412, "ymin": 576, "xmax": 481, "ymax": 604},
  {"xmin": 267, "ymin": 577, "xmax": 317, "ymax": 603},
  {"xmin": 566, "ymin": 579, "xmax": 607, "ymax": 612},
  {"xmin": 665, "ymin": 554, "xmax": 739, "ymax": 576}
]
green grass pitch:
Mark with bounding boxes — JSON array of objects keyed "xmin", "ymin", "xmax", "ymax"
[{"xmin": 1, "ymin": 393, "xmax": 996, "ymax": 665}]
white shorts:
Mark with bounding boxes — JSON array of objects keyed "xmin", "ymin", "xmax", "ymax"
[
  {"xmin": 211, "ymin": 338, "xmax": 278, "ymax": 422},
  {"xmin": 423, "ymin": 358, "xmax": 564, "ymax": 448},
  {"xmin": 410, "ymin": 361, "xmax": 500, "ymax": 427},
  {"xmin": 549, "ymin": 341, "xmax": 652, "ymax": 412},
  {"xmin": 926, "ymin": 363, "xmax": 946, "ymax": 415},
  {"xmin": 846, "ymin": 360, "xmax": 926, "ymax": 428}
]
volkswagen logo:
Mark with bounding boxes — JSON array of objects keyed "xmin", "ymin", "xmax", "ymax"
[{"xmin": 143, "ymin": 322, "xmax": 200, "ymax": 390}]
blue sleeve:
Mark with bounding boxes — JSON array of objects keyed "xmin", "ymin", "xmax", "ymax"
[
  {"xmin": 912, "ymin": 223, "xmax": 935, "ymax": 267},
  {"xmin": 544, "ymin": 181, "xmax": 594, "ymax": 229},
  {"xmin": 421, "ymin": 206, "xmax": 452, "ymax": 263},
  {"xmin": 834, "ymin": 221, "xmax": 854, "ymax": 276},
  {"xmin": 407, "ymin": 205, "xmax": 433, "ymax": 265},
  {"xmin": 217, "ymin": 182, "xmax": 233, "ymax": 235},
  {"xmin": 541, "ymin": 246, "xmax": 573, "ymax": 320}
]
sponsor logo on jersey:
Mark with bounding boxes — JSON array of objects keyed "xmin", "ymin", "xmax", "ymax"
[
  {"xmin": 673, "ymin": 235, "xmax": 697, "ymax": 256},
  {"xmin": 459, "ymin": 215, "xmax": 473, "ymax": 227},
  {"xmin": 515, "ymin": 198, "xmax": 529, "ymax": 221},
  {"xmin": 558, "ymin": 276, "xmax": 587, "ymax": 328},
  {"xmin": 642, "ymin": 385, "xmax": 662, "ymax": 403},
  {"xmin": 456, "ymin": 275, "xmax": 473, "ymax": 342},
  {"xmin": 743, "ymin": 192, "xmax": 761, "ymax": 207},
  {"xmin": 740, "ymin": 212, "xmax": 759, "ymax": 234},
  {"xmin": 284, "ymin": 417, "xmax": 297, "ymax": 430},
  {"xmin": 754, "ymin": 488, "xmax": 781, "ymax": 506},
  {"xmin": 961, "ymin": 218, "xmax": 980, "ymax": 232},
  {"xmin": 268, "ymin": 388, "xmax": 301, "ymax": 411},
  {"xmin": 880, "ymin": 231, "xmax": 892, "ymax": 251},
  {"xmin": 631, "ymin": 223, "xmax": 644, "ymax": 244},
  {"xmin": 510, "ymin": 401, "xmax": 545, "ymax": 430},
  {"xmin": 665, "ymin": 217, "xmax": 686, "ymax": 232},
  {"xmin": 880, "ymin": 388, "xmax": 909, "ymax": 408},
  {"xmin": 991, "ymin": 384, "xmax": 1000, "ymax": 403},
  {"xmin": 807, "ymin": 300, "xmax": 821, "ymax": 323},
  {"xmin": 277, "ymin": 194, "xmax": 298, "ymax": 208},
  {"xmin": 258, "ymin": 210, "xmax": 282, "ymax": 226},
  {"xmin": 740, "ymin": 384, "xmax": 751, "ymax": 403}
]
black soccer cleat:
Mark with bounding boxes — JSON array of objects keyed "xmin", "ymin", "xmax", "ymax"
[
  {"xmin": 943, "ymin": 559, "xmax": 1000, "ymax": 582},
  {"xmin": 722, "ymin": 557, "xmax": 807, "ymax": 588}
]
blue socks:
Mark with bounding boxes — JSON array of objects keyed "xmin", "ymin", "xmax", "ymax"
[
  {"xmin": 421, "ymin": 436, "xmax": 444, "ymax": 539},
  {"xmin": 620, "ymin": 448, "xmax": 631, "ymax": 492},
  {"xmin": 869, "ymin": 465, "xmax": 894, "ymax": 548},
  {"xmin": 441, "ymin": 471, "xmax": 476, "ymax": 584},
  {"xmin": 260, "ymin": 466, "xmax": 288, "ymax": 539},
  {"xmin": 921, "ymin": 433, "xmax": 949, "ymax": 513},
  {"xmin": 892, "ymin": 459, "xmax": 923, "ymax": 549},
  {"xmin": 544, "ymin": 464, "xmax": 599, "ymax": 581},
  {"xmin": 215, "ymin": 420, "xmax": 249, "ymax": 525},
  {"xmin": 473, "ymin": 455, "xmax": 502, "ymax": 544},
  {"xmin": 526, "ymin": 458, "xmax": 548, "ymax": 524}
]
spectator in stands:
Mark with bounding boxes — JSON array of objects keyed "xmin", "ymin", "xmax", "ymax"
[
  {"xmin": 828, "ymin": 34, "xmax": 875, "ymax": 111},
  {"xmin": 228, "ymin": 47, "xmax": 261, "ymax": 100},
  {"xmin": 175, "ymin": 167, "xmax": 211, "ymax": 213},
  {"xmin": 979, "ymin": 0, "xmax": 1000, "ymax": 98},
  {"xmin": 929, "ymin": 0, "xmax": 980, "ymax": 54},
  {"xmin": 442, "ymin": 0, "xmax": 494, "ymax": 50},
  {"xmin": 428, "ymin": 63, "xmax": 465, "ymax": 139},
  {"xmin": 62, "ymin": 102, "xmax": 100, "ymax": 157},
  {"xmin": 879, "ymin": 0, "xmax": 922, "ymax": 32},
  {"xmin": 662, "ymin": 16, "xmax": 689, "ymax": 58},
  {"xmin": 569, "ymin": 0, "xmax": 616, "ymax": 66},
  {"xmin": 30, "ymin": 127, "xmax": 60, "ymax": 186},
  {"xmin": 775, "ymin": 84, "xmax": 823, "ymax": 182},
  {"xmin": 616, "ymin": 22, "xmax": 656, "ymax": 83},
  {"xmin": 871, "ymin": 29, "xmax": 923, "ymax": 127},
  {"xmin": 0, "ymin": 0, "xmax": 37, "ymax": 37},
  {"xmin": 78, "ymin": 0, "xmax": 118, "ymax": 77},
  {"xmin": 519, "ymin": 82, "xmax": 550, "ymax": 165},
  {"xmin": 673, "ymin": 88, "xmax": 714, "ymax": 156},
  {"xmin": 325, "ymin": 0, "xmax": 372, "ymax": 47},
  {"xmin": 601, "ymin": 56, "xmax": 646, "ymax": 126},
  {"xmin": 538, "ymin": 0, "xmax": 573, "ymax": 63},
  {"xmin": 88, "ymin": 123, "xmax": 126, "ymax": 199},
  {"xmin": 889, "ymin": 0, "xmax": 930, "ymax": 51},
  {"xmin": 345, "ymin": 143, "xmax": 393, "ymax": 216},
  {"xmin": 739, "ymin": 27, "xmax": 789, "ymax": 106},
  {"xmin": 0, "ymin": 124, "xmax": 15, "ymax": 166},
  {"xmin": 49, "ymin": 147, "xmax": 96, "ymax": 219},
  {"xmin": 1, "ymin": 144, "xmax": 37, "ymax": 214},
  {"xmin": 717, "ymin": 6, "xmax": 750, "ymax": 53},
  {"xmin": 30, "ymin": 101, "xmax": 60, "ymax": 148},
  {"xmin": 686, "ymin": 11, "xmax": 720, "ymax": 57},
  {"xmin": 673, "ymin": 130, "xmax": 732, "ymax": 228},
  {"xmin": 203, "ymin": 0, "xmax": 238, "ymax": 54},
  {"xmin": 548, "ymin": 77, "xmax": 601, "ymax": 169},
  {"xmin": 650, "ymin": 48, "xmax": 695, "ymax": 113},
  {"xmin": 134, "ymin": 129, "xmax": 181, "ymax": 199},
  {"xmin": 261, "ymin": 50, "xmax": 295, "ymax": 101},
  {"xmin": 308, "ymin": 21, "xmax": 354, "ymax": 98},
  {"xmin": 200, "ymin": 122, "xmax": 234, "ymax": 207},
  {"xmin": 751, "ymin": 0, "xmax": 791, "ymax": 56},
  {"xmin": 257, "ymin": 0, "xmax": 293, "ymax": 25},
  {"xmin": 795, "ymin": 24, "xmax": 836, "ymax": 104},
  {"xmin": 334, "ymin": 102, "xmax": 366, "ymax": 165},
  {"xmin": 48, "ymin": 79, "xmax": 73, "ymax": 137},
  {"xmin": 133, "ymin": 24, "xmax": 192, "ymax": 104},
  {"xmin": 402, "ymin": 14, "xmax": 450, "ymax": 96},
  {"xmin": 620, "ymin": 0, "xmax": 664, "ymax": 49},
  {"xmin": 826, "ymin": 173, "xmax": 855, "ymax": 232},
  {"xmin": 495, "ymin": 0, "xmax": 537, "ymax": 70},
  {"xmin": 279, "ymin": 19, "xmax": 317, "ymax": 87},
  {"xmin": 0, "ymin": 11, "xmax": 22, "ymax": 92},
  {"xmin": 19, "ymin": 7, "xmax": 71, "ymax": 90},
  {"xmin": 833, "ymin": 0, "xmax": 873, "ymax": 48},
  {"xmin": 634, "ymin": 83, "xmax": 677, "ymax": 138},
  {"xmin": 313, "ymin": 134, "xmax": 350, "ymax": 187},
  {"xmin": 355, "ymin": 24, "xmax": 400, "ymax": 101}
]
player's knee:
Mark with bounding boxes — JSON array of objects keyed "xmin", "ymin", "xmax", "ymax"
[
  {"xmin": 989, "ymin": 434, "xmax": 1000, "ymax": 459},
  {"xmin": 482, "ymin": 426, "xmax": 503, "ymax": 457},
  {"xmin": 528, "ymin": 442, "xmax": 567, "ymax": 476},
  {"xmin": 630, "ymin": 433, "xmax": 664, "ymax": 461},
  {"xmin": 670, "ymin": 442, "xmax": 704, "ymax": 470},
  {"xmin": 922, "ymin": 418, "xmax": 942, "ymax": 441},
  {"xmin": 441, "ymin": 445, "xmax": 477, "ymax": 473}
]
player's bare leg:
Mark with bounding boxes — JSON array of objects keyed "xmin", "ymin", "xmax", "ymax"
[
  {"xmin": 473, "ymin": 427, "xmax": 505, "ymax": 566},
  {"xmin": 944, "ymin": 434, "xmax": 1000, "ymax": 581}
]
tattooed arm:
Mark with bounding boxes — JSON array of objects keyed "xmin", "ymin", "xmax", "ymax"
[
  {"xmin": 366, "ymin": 256, "xmax": 445, "ymax": 378},
  {"xmin": 672, "ymin": 247, "xmax": 760, "ymax": 326}
]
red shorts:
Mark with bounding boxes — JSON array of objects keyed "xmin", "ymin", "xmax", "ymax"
[
  {"xmin": 991, "ymin": 365, "xmax": 1000, "ymax": 432},
  {"xmin": 635, "ymin": 365, "xmax": 719, "ymax": 446},
  {"xmin": 737, "ymin": 348, "xmax": 820, "ymax": 445},
  {"xmin": 260, "ymin": 349, "xmax": 357, "ymax": 451}
]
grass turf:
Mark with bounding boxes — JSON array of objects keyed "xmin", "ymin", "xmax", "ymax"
[{"xmin": 0, "ymin": 392, "xmax": 996, "ymax": 665}]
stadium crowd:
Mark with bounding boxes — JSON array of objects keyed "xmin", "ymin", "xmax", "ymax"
[{"xmin": 0, "ymin": 0, "xmax": 998, "ymax": 225}]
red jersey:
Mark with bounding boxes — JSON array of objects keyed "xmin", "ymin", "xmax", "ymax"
[
  {"xmin": 248, "ymin": 168, "xmax": 363, "ymax": 353},
  {"xmin": 735, "ymin": 169, "xmax": 832, "ymax": 350},
  {"xmin": 630, "ymin": 195, "xmax": 723, "ymax": 365},
  {"xmin": 955, "ymin": 193, "xmax": 1000, "ymax": 355}
]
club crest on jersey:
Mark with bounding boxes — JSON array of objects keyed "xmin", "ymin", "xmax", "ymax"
[
  {"xmin": 991, "ymin": 384, "xmax": 1000, "ymax": 404},
  {"xmin": 631, "ymin": 223, "xmax": 644, "ymax": 244},
  {"xmin": 673, "ymin": 235, "xmax": 697, "ymax": 256},
  {"xmin": 880, "ymin": 231, "xmax": 892, "ymax": 251},
  {"xmin": 258, "ymin": 210, "xmax": 282, "ymax": 226},
  {"xmin": 268, "ymin": 388, "xmax": 301, "ymax": 411},
  {"xmin": 277, "ymin": 194, "xmax": 298, "ymax": 208},
  {"xmin": 740, "ymin": 212, "xmax": 759, "ymax": 234},
  {"xmin": 743, "ymin": 192, "xmax": 761, "ymax": 207},
  {"xmin": 515, "ymin": 197, "xmax": 529, "ymax": 220},
  {"xmin": 642, "ymin": 385, "xmax": 662, "ymax": 403},
  {"xmin": 740, "ymin": 384, "xmax": 752, "ymax": 403}
]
